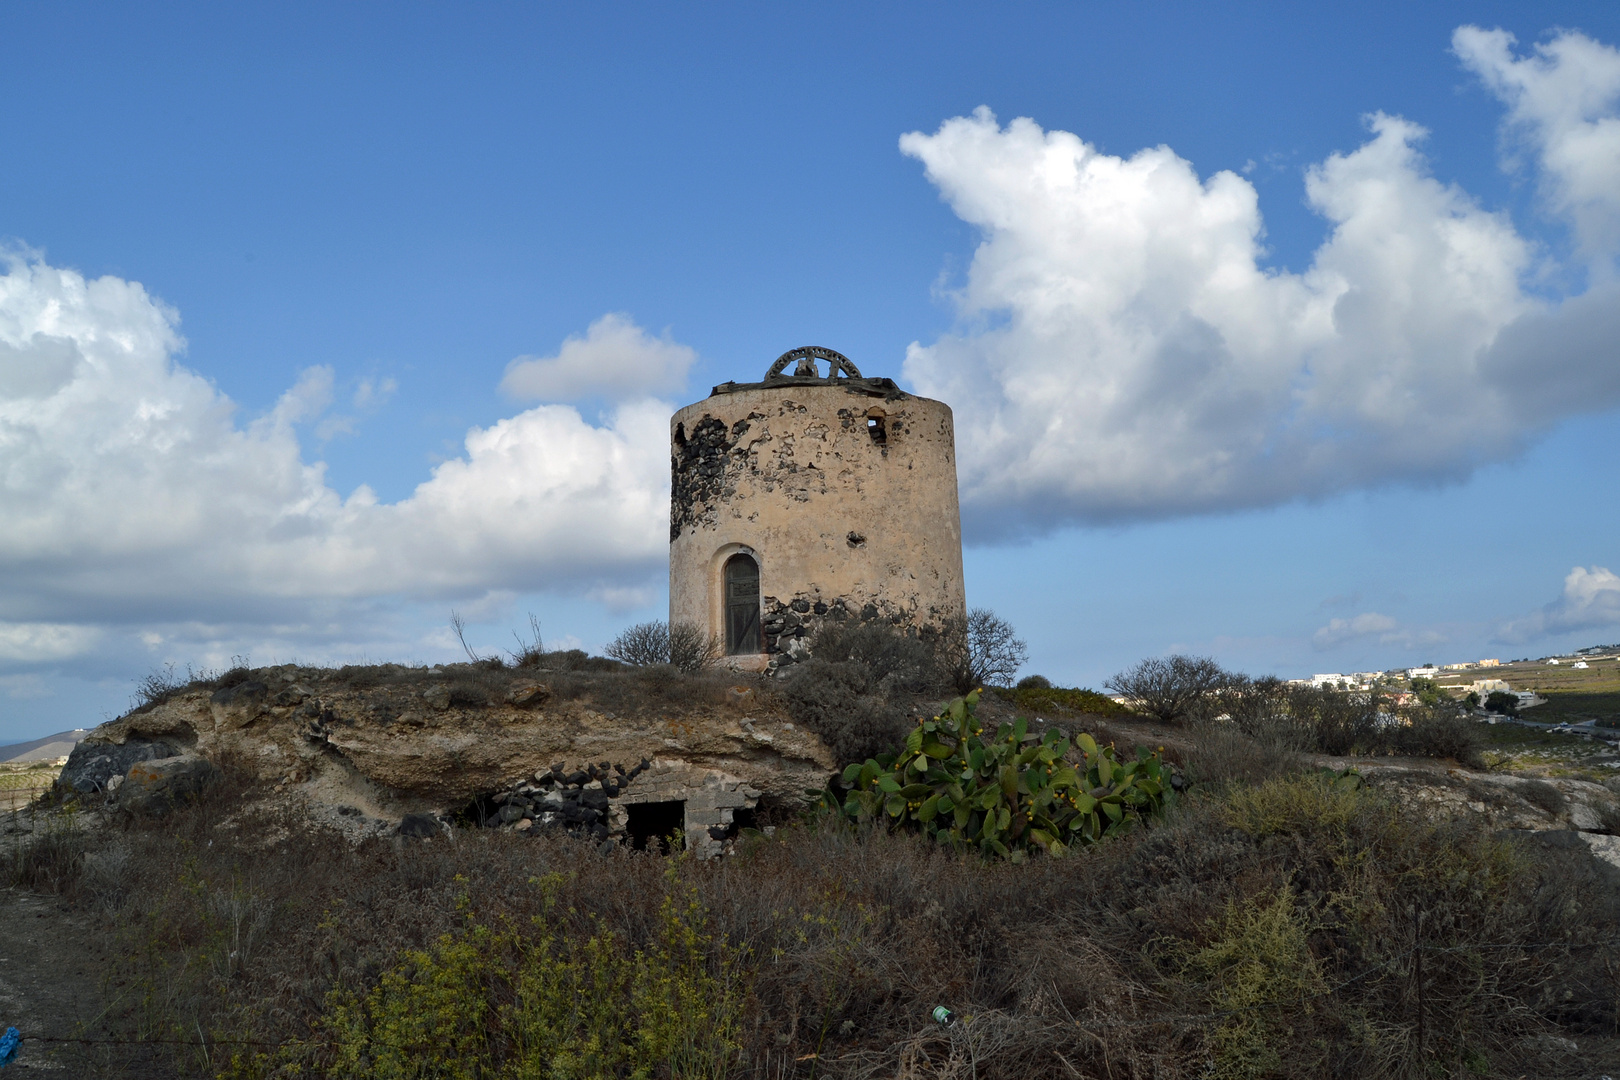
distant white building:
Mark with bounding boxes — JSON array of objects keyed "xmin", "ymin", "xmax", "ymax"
[
  {"xmin": 1309, "ymin": 673, "xmax": 1347, "ymax": 688},
  {"xmin": 1478, "ymin": 659, "xmax": 1500, "ymax": 668},
  {"xmin": 1471, "ymin": 679, "xmax": 1511, "ymax": 696},
  {"xmin": 1408, "ymin": 666, "xmax": 1439, "ymax": 678},
  {"xmin": 1573, "ymin": 661, "xmax": 1590, "ymax": 670}
]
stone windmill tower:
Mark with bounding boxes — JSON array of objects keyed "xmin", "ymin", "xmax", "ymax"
[{"xmin": 669, "ymin": 346, "xmax": 967, "ymax": 669}]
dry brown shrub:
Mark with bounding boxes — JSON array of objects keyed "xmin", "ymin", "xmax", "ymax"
[{"xmin": 26, "ymin": 749, "xmax": 1620, "ymax": 1079}]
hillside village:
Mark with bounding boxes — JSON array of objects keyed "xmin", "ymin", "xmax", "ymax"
[{"xmin": 1295, "ymin": 644, "xmax": 1620, "ymax": 721}]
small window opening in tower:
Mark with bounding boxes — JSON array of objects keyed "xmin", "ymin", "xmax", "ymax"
[
  {"xmin": 723, "ymin": 553, "xmax": 761, "ymax": 655},
  {"xmin": 673, "ymin": 422, "xmax": 687, "ymax": 448},
  {"xmin": 866, "ymin": 411, "xmax": 887, "ymax": 445}
]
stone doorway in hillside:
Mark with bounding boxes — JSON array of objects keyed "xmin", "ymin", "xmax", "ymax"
[{"xmin": 626, "ymin": 800, "xmax": 686, "ymax": 853}]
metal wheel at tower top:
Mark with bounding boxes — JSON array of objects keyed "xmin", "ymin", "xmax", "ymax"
[{"xmin": 764, "ymin": 346, "xmax": 863, "ymax": 380}]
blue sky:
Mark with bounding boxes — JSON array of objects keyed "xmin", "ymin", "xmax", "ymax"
[{"xmin": 3, "ymin": 2, "xmax": 1620, "ymax": 739}]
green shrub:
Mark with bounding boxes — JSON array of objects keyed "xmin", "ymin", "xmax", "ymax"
[
  {"xmin": 1221, "ymin": 770, "xmax": 1370, "ymax": 839},
  {"xmin": 780, "ymin": 658, "xmax": 912, "ymax": 766},
  {"xmin": 834, "ymin": 691, "xmax": 1172, "ymax": 859},
  {"xmin": 1180, "ymin": 885, "xmax": 1327, "ymax": 1080},
  {"xmin": 991, "ymin": 683, "xmax": 1132, "ymax": 717},
  {"xmin": 1276, "ymin": 684, "xmax": 1382, "ymax": 754},
  {"xmin": 1393, "ymin": 708, "xmax": 1486, "ymax": 766},
  {"xmin": 808, "ymin": 620, "xmax": 938, "ymax": 694},
  {"xmin": 1412, "ymin": 676, "xmax": 1447, "ymax": 706},
  {"xmin": 300, "ymin": 872, "xmax": 744, "ymax": 1080}
]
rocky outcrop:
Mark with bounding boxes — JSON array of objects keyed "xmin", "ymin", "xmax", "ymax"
[
  {"xmin": 1343, "ymin": 760, "xmax": 1620, "ymax": 834},
  {"xmin": 64, "ymin": 663, "xmax": 834, "ymax": 851},
  {"xmin": 59, "ymin": 738, "xmax": 183, "ymax": 794},
  {"xmin": 119, "ymin": 754, "xmax": 221, "ymax": 816}
]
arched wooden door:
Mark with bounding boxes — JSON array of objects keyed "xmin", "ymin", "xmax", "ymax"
[{"xmin": 723, "ymin": 554, "xmax": 761, "ymax": 655}]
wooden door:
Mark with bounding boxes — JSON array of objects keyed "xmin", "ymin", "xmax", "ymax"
[{"xmin": 724, "ymin": 555, "xmax": 760, "ymax": 655}]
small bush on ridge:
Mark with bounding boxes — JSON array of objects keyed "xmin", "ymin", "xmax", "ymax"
[
  {"xmin": 605, "ymin": 620, "xmax": 719, "ymax": 673},
  {"xmin": 1105, "ymin": 654, "xmax": 1235, "ymax": 723},
  {"xmin": 936, "ymin": 608, "xmax": 1028, "ymax": 693},
  {"xmin": 807, "ymin": 620, "xmax": 938, "ymax": 694}
]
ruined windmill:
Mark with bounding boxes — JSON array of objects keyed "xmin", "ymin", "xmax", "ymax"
[{"xmin": 669, "ymin": 346, "xmax": 967, "ymax": 669}]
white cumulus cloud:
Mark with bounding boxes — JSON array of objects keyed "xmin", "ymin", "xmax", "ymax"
[
  {"xmin": 0, "ymin": 252, "xmax": 675, "ymax": 671},
  {"xmin": 1312, "ymin": 613, "xmax": 1399, "ymax": 650},
  {"xmin": 1309, "ymin": 612, "xmax": 1444, "ymax": 653},
  {"xmin": 1497, "ymin": 566, "xmax": 1620, "ymax": 643},
  {"xmin": 0, "ymin": 622, "xmax": 103, "ymax": 662},
  {"xmin": 1454, "ymin": 25, "xmax": 1620, "ymax": 264},
  {"xmin": 900, "ymin": 26, "xmax": 1620, "ymax": 535},
  {"xmin": 500, "ymin": 312, "xmax": 697, "ymax": 403}
]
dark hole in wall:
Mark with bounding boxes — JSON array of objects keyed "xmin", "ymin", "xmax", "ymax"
[
  {"xmin": 454, "ymin": 792, "xmax": 501, "ymax": 829},
  {"xmin": 627, "ymin": 800, "xmax": 686, "ymax": 853},
  {"xmin": 867, "ymin": 415, "xmax": 887, "ymax": 445},
  {"xmin": 732, "ymin": 807, "xmax": 757, "ymax": 832},
  {"xmin": 673, "ymin": 422, "xmax": 686, "ymax": 448}
]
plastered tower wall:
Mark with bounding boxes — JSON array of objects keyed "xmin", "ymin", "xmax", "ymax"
[{"xmin": 669, "ymin": 348, "xmax": 967, "ymax": 665}]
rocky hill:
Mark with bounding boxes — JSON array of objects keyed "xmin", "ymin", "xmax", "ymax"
[{"xmin": 58, "ymin": 659, "xmax": 835, "ymax": 855}]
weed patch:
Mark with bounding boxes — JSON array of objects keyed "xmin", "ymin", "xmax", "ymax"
[{"xmin": 1180, "ymin": 886, "xmax": 1327, "ymax": 1079}]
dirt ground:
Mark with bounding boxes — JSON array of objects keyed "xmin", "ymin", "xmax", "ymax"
[
  {"xmin": 0, "ymin": 884, "xmax": 124, "ymax": 1076},
  {"xmin": 0, "ymin": 807, "xmax": 181, "ymax": 1079}
]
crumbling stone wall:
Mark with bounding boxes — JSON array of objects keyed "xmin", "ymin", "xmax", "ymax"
[
  {"xmin": 669, "ymin": 374, "xmax": 966, "ymax": 668},
  {"xmin": 466, "ymin": 757, "xmax": 763, "ymax": 857}
]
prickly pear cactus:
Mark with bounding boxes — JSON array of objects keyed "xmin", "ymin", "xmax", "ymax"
[{"xmin": 834, "ymin": 690, "xmax": 1173, "ymax": 860}]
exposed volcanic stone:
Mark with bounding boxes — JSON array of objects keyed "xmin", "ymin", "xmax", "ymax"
[
  {"xmin": 119, "ymin": 755, "xmax": 221, "ymax": 816},
  {"xmin": 59, "ymin": 739, "xmax": 181, "ymax": 794},
  {"xmin": 211, "ymin": 681, "xmax": 268, "ymax": 707},
  {"xmin": 507, "ymin": 682, "xmax": 552, "ymax": 708}
]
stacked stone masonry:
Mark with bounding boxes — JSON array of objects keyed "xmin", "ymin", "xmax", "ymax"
[{"xmin": 670, "ymin": 354, "xmax": 967, "ymax": 669}]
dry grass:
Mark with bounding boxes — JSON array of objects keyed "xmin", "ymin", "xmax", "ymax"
[
  {"xmin": 20, "ymin": 658, "xmax": 1614, "ymax": 1076},
  {"xmin": 21, "ymin": 755, "xmax": 1611, "ymax": 1079}
]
